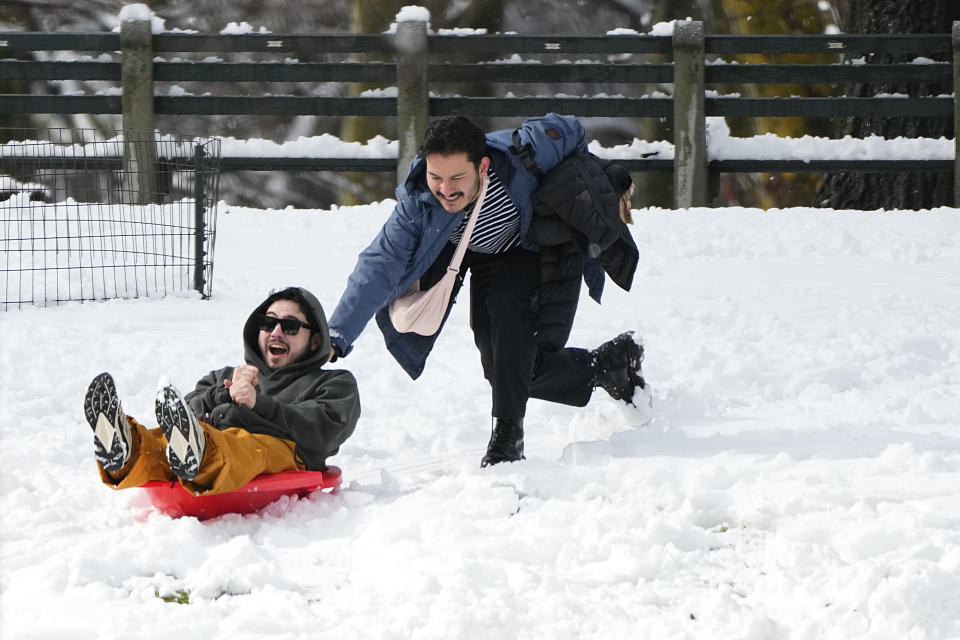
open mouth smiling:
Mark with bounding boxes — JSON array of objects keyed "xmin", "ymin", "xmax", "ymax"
[{"xmin": 267, "ymin": 341, "xmax": 289, "ymax": 356}]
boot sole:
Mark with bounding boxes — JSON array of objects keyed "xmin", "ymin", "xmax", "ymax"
[
  {"xmin": 615, "ymin": 332, "xmax": 649, "ymax": 406},
  {"xmin": 83, "ymin": 372, "xmax": 131, "ymax": 472},
  {"xmin": 155, "ymin": 385, "xmax": 205, "ymax": 482},
  {"xmin": 625, "ymin": 337, "xmax": 647, "ymax": 393}
]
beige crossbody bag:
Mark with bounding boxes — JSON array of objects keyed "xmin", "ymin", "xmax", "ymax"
[{"xmin": 388, "ymin": 175, "xmax": 490, "ymax": 336}]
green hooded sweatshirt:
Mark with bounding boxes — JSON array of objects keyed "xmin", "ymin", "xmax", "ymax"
[{"xmin": 184, "ymin": 287, "xmax": 360, "ymax": 469}]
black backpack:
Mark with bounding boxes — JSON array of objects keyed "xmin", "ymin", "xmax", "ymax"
[{"xmin": 512, "ymin": 136, "xmax": 639, "ymax": 350}]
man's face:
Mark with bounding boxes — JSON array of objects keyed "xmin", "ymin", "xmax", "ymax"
[
  {"xmin": 257, "ymin": 299, "xmax": 320, "ymax": 370},
  {"xmin": 425, "ymin": 152, "xmax": 490, "ymax": 213}
]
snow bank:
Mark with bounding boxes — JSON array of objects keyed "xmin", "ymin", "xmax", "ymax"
[{"xmin": 2, "ymin": 202, "xmax": 959, "ymax": 638}]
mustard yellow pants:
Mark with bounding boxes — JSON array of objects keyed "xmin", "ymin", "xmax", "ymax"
[{"xmin": 98, "ymin": 416, "xmax": 301, "ymax": 495}]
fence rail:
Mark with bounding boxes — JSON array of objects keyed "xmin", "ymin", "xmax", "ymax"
[{"xmin": 0, "ymin": 20, "xmax": 957, "ymax": 206}]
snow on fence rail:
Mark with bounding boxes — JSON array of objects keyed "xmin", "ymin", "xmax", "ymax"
[{"xmin": 0, "ymin": 129, "xmax": 220, "ymax": 310}]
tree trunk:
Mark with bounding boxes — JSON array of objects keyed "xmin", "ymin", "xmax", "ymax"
[{"xmin": 815, "ymin": 0, "xmax": 959, "ymax": 210}]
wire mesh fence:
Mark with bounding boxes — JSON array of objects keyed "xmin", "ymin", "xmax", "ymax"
[{"xmin": 0, "ymin": 128, "xmax": 220, "ymax": 310}]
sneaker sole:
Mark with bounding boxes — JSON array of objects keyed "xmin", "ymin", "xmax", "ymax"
[
  {"xmin": 83, "ymin": 372, "xmax": 132, "ymax": 472},
  {"xmin": 155, "ymin": 385, "xmax": 205, "ymax": 482}
]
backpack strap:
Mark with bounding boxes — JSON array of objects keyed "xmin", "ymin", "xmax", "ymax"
[{"xmin": 510, "ymin": 129, "xmax": 544, "ymax": 180}]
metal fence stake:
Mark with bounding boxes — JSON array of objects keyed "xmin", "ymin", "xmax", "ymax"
[{"xmin": 193, "ymin": 144, "xmax": 208, "ymax": 297}]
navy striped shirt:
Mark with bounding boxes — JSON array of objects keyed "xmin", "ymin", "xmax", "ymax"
[{"xmin": 447, "ymin": 168, "xmax": 521, "ymax": 254}]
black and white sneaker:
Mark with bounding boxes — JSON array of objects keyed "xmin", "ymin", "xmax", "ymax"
[
  {"xmin": 83, "ymin": 372, "xmax": 134, "ymax": 472},
  {"xmin": 155, "ymin": 384, "xmax": 206, "ymax": 482}
]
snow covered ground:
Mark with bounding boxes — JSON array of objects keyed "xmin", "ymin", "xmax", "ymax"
[{"xmin": 2, "ymin": 201, "xmax": 960, "ymax": 639}]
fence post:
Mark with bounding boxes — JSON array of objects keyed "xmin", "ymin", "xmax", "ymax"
[
  {"xmin": 121, "ymin": 16, "xmax": 157, "ymax": 204},
  {"xmin": 395, "ymin": 13, "xmax": 429, "ymax": 185},
  {"xmin": 673, "ymin": 20, "xmax": 707, "ymax": 208},
  {"xmin": 193, "ymin": 144, "xmax": 208, "ymax": 297},
  {"xmin": 953, "ymin": 21, "xmax": 960, "ymax": 206}
]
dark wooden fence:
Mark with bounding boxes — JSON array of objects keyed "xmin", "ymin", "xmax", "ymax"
[{"xmin": 0, "ymin": 17, "xmax": 957, "ymax": 207}]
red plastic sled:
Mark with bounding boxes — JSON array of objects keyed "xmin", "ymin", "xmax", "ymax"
[{"xmin": 141, "ymin": 466, "xmax": 342, "ymax": 519}]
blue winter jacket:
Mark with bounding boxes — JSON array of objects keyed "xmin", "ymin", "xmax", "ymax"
[{"xmin": 328, "ymin": 114, "xmax": 588, "ymax": 378}]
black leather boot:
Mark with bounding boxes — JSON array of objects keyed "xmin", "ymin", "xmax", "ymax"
[
  {"xmin": 481, "ymin": 417, "xmax": 525, "ymax": 467},
  {"xmin": 592, "ymin": 331, "xmax": 646, "ymax": 404}
]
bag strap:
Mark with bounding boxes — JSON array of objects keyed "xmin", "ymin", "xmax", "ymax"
[
  {"xmin": 447, "ymin": 174, "xmax": 490, "ymax": 274},
  {"xmin": 511, "ymin": 130, "xmax": 543, "ymax": 180}
]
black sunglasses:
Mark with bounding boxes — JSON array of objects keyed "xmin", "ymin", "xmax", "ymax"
[{"xmin": 256, "ymin": 314, "xmax": 318, "ymax": 336}]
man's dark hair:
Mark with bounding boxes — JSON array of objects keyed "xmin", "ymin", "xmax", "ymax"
[
  {"xmin": 417, "ymin": 116, "xmax": 487, "ymax": 166},
  {"xmin": 264, "ymin": 286, "xmax": 320, "ymax": 332}
]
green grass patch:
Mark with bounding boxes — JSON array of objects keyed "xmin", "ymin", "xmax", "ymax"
[{"xmin": 155, "ymin": 588, "xmax": 191, "ymax": 604}]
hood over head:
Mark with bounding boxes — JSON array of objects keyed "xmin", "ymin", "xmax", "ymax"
[{"xmin": 243, "ymin": 286, "xmax": 331, "ymax": 371}]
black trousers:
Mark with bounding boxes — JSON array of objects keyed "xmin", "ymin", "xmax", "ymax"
[{"xmin": 463, "ymin": 247, "xmax": 595, "ymax": 419}]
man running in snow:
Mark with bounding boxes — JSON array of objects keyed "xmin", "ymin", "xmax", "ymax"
[
  {"xmin": 327, "ymin": 114, "xmax": 646, "ymax": 468},
  {"xmin": 83, "ymin": 286, "xmax": 360, "ymax": 495}
]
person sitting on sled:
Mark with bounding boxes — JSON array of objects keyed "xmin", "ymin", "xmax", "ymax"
[{"xmin": 82, "ymin": 286, "xmax": 361, "ymax": 496}]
